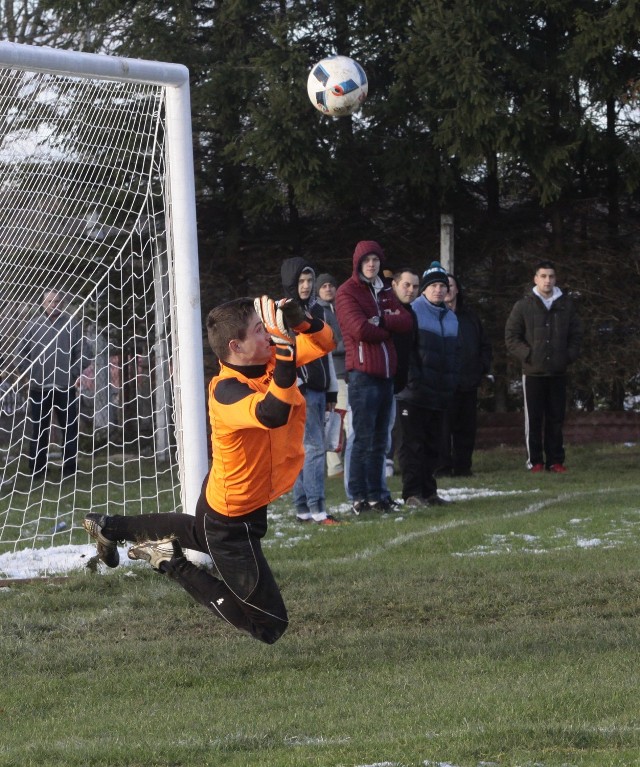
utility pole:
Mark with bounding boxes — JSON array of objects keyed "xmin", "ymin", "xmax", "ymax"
[{"xmin": 440, "ymin": 214, "xmax": 454, "ymax": 273}]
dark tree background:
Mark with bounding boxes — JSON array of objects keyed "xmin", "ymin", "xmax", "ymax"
[{"xmin": 3, "ymin": 0, "xmax": 640, "ymax": 410}]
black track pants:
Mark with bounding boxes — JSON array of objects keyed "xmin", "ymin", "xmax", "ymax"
[
  {"xmin": 106, "ymin": 493, "xmax": 288, "ymax": 645},
  {"xmin": 523, "ymin": 374, "xmax": 567, "ymax": 468}
]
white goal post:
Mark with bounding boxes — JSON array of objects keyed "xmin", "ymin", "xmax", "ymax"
[{"xmin": 0, "ymin": 42, "xmax": 208, "ymax": 572}]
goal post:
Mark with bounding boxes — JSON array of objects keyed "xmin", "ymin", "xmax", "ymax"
[{"xmin": 0, "ymin": 42, "xmax": 208, "ymax": 571}]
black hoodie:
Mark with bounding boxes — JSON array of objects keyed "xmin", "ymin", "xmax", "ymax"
[{"xmin": 280, "ymin": 256, "xmax": 335, "ymax": 396}]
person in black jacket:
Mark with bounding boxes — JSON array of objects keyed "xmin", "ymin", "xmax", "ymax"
[
  {"xmin": 281, "ymin": 257, "xmax": 340, "ymax": 524},
  {"xmin": 505, "ymin": 260, "xmax": 583, "ymax": 473},
  {"xmin": 437, "ymin": 274, "xmax": 492, "ymax": 477}
]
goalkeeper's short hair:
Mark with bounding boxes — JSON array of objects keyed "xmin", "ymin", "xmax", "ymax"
[{"xmin": 206, "ymin": 297, "xmax": 256, "ymax": 361}]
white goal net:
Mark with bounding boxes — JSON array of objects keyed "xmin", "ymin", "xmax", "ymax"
[{"xmin": 0, "ymin": 43, "xmax": 207, "ymax": 573}]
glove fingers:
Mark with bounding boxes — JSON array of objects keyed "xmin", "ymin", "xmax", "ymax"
[{"xmin": 275, "ymin": 307, "xmax": 291, "ymax": 339}]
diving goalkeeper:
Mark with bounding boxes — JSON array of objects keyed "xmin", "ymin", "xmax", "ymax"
[{"xmin": 83, "ymin": 296, "xmax": 336, "ymax": 644}]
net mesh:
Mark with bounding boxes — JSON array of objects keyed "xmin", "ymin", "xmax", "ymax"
[{"xmin": 0, "ymin": 66, "xmax": 184, "ymax": 565}]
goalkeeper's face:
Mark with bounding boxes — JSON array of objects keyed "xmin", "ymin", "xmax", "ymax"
[{"xmin": 234, "ymin": 312, "xmax": 273, "ymax": 365}]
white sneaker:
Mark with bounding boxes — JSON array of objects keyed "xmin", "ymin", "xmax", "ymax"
[{"xmin": 128, "ymin": 536, "xmax": 181, "ymax": 570}]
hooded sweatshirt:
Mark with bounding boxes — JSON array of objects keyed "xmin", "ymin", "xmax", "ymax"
[
  {"xmin": 280, "ymin": 256, "xmax": 336, "ymax": 396},
  {"xmin": 335, "ymin": 241, "xmax": 413, "ymax": 379}
]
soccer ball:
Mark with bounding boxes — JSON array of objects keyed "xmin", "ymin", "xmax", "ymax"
[{"xmin": 307, "ymin": 55, "xmax": 368, "ymax": 117}]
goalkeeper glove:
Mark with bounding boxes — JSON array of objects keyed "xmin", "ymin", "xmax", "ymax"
[
  {"xmin": 278, "ymin": 298, "xmax": 312, "ymax": 333},
  {"xmin": 253, "ymin": 296, "xmax": 296, "ymax": 361}
]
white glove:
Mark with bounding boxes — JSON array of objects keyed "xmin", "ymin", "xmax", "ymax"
[{"xmin": 254, "ymin": 296, "xmax": 295, "ymax": 346}]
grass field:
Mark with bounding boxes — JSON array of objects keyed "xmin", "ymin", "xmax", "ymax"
[{"xmin": 2, "ymin": 443, "xmax": 640, "ymax": 767}]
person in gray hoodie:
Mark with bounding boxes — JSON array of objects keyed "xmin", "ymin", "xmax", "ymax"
[
  {"xmin": 281, "ymin": 258, "xmax": 340, "ymax": 524},
  {"xmin": 17, "ymin": 289, "xmax": 91, "ymax": 478}
]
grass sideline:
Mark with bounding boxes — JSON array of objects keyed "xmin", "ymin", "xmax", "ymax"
[{"xmin": 2, "ymin": 443, "xmax": 640, "ymax": 767}]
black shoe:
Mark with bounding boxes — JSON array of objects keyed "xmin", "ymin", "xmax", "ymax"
[
  {"xmin": 83, "ymin": 513, "xmax": 120, "ymax": 568},
  {"xmin": 425, "ymin": 494, "xmax": 453, "ymax": 507},
  {"xmin": 351, "ymin": 500, "xmax": 370, "ymax": 515},
  {"xmin": 370, "ymin": 498, "xmax": 401, "ymax": 512}
]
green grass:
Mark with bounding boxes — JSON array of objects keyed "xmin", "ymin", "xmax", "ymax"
[{"xmin": 2, "ymin": 443, "xmax": 640, "ymax": 766}]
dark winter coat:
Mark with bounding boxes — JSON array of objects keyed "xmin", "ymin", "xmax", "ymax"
[
  {"xmin": 316, "ymin": 297, "xmax": 345, "ymax": 379},
  {"xmin": 455, "ymin": 305, "xmax": 492, "ymax": 391},
  {"xmin": 391, "ymin": 303, "xmax": 417, "ymax": 394},
  {"xmin": 396, "ymin": 295, "xmax": 459, "ymax": 411},
  {"xmin": 281, "ymin": 256, "xmax": 334, "ymax": 394},
  {"xmin": 335, "ymin": 249, "xmax": 413, "ymax": 380},
  {"xmin": 505, "ymin": 290, "xmax": 582, "ymax": 376}
]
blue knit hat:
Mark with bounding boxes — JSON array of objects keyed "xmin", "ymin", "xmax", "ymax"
[{"xmin": 419, "ymin": 261, "xmax": 449, "ymax": 291}]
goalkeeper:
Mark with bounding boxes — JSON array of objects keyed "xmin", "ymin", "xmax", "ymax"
[{"xmin": 83, "ymin": 296, "xmax": 335, "ymax": 644}]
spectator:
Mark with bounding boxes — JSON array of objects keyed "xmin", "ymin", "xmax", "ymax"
[
  {"xmin": 396, "ymin": 261, "xmax": 459, "ymax": 507},
  {"xmin": 16, "ymin": 289, "xmax": 91, "ymax": 479},
  {"xmin": 315, "ymin": 272, "xmax": 346, "ymax": 478},
  {"xmin": 388, "ymin": 268, "xmax": 419, "ymax": 471},
  {"xmin": 437, "ymin": 274, "xmax": 492, "ymax": 477},
  {"xmin": 281, "ymin": 257, "xmax": 340, "ymax": 525},
  {"xmin": 336, "ymin": 240, "xmax": 413, "ymax": 514},
  {"xmin": 83, "ymin": 296, "xmax": 336, "ymax": 644},
  {"xmin": 390, "ymin": 268, "xmax": 420, "ymax": 394},
  {"xmin": 505, "ymin": 260, "xmax": 582, "ymax": 472}
]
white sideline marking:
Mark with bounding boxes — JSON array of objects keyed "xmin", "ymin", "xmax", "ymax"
[{"xmin": 319, "ymin": 486, "xmax": 640, "ymax": 566}]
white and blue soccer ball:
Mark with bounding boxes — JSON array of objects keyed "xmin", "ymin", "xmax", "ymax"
[{"xmin": 306, "ymin": 55, "xmax": 368, "ymax": 117}]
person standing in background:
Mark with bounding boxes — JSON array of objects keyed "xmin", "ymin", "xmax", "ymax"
[
  {"xmin": 17, "ymin": 289, "xmax": 91, "ymax": 479},
  {"xmin": 396, "ymin": 261, "xmax": 459, "ymax": 508},
  {"xmin": 437, "ymin": 274, "xmax": 492, "ymax": 477},
  {"xmin": 315, "ymin": 273, "xmax": 346, "ymax": 478},
  {"xmin": 281, "ymin": 257, "xmax": 340, "ymax": 524},
  {"xmin": 336, "ymin": 240, "xmax": 413, "ymax": 514},
  {"xmin": 388, "ymin": 268, "xmax": 419, "ymax": 473},
  {"xmin": 505, "ymin": 260, "xmax": 582, "ymax": 473}
]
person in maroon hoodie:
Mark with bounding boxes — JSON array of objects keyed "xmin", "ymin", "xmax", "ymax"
[{"xmin": 335, "ymin": 240, "xmax": 413, "ymax": 514}]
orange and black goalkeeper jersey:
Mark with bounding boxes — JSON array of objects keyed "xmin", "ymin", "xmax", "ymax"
[{"xmin": 206, "ymin": 322, "xmax": 335, "ymax": 517}]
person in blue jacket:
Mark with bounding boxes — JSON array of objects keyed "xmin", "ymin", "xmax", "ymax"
[{"xmin": 396, "ymin": 262, "xmax": 460, "ymax": 508}]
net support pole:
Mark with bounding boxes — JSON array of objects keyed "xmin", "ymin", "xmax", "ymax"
[{"xmin": 164, "ymin": 80, "xmax": 209, "ymax": 518}]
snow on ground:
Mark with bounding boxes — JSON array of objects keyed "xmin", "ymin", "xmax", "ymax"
[
  {"xmin": 0, "ymin": 543, "xmax": 140, "ymax": 581},
  {"xmin": 1, "ymin": 484, "xmax": 625, "ymax": 580}
]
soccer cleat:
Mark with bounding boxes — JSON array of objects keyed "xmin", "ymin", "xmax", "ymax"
[
  {"xmin": 83, "ymin": 513, "xmax": 119, "ymax": 568},
  {"xmin": 403, "ymin": 496, "xmax": 424, "ymax": 508},
  {"xmin": 548, "ymin": 463, "xmax": 567, "ymax": 473},
  {"xmin": 529, "ymin": 463, "xmax": 545, "ymax": 473},
  {"xmin": 296, "ymin": 514, "xmax": 313, "ymax": 523},
  {"xmin": 351, "ymin": 500, "xmax": 370, "ymax": 515},
  {"xmin": 370, "ymin": 498, "xmax": 401, "ymax": 512},
  {"xmin": 317, "ymin": 514, "xmax": 342, "ymax": 525},
  {"xmin": 128, "ymin": 536, "xmax": 182, "ymax": 571}
]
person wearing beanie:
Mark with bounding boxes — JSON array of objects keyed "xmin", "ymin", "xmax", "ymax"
[
  {"xmin": 281, "ymin": 257, "xmax": 341, "ymax": 525},
  {"xmin": 315, "ymin": 272, "xmax": 346, "ymax": 478},
  {"xmin": 335, "ymin": 240, "xmax": 413, "ymax": 514},
  {"xmin": 396, "ymin": 261, "xmax": 460, "ymax": 508},
  {"xmin": 505, "ymin": 259, "xmax": 582, "ymax": 473},
  {"xmin": 436, "ymin": 274, "xmax": 493, "ymax": 477}
]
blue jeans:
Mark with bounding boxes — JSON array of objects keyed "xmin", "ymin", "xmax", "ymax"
[
  {"xmin": 294, "ymin": 388, "xmax": 327, "ymax": 516},
  {"xmin": 343, "ymin": 396, "xmax": 393, "ymax": 501},
  {"xmin": 346, "ymin": 371, "xmax": 394, "ymax": 502}
]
